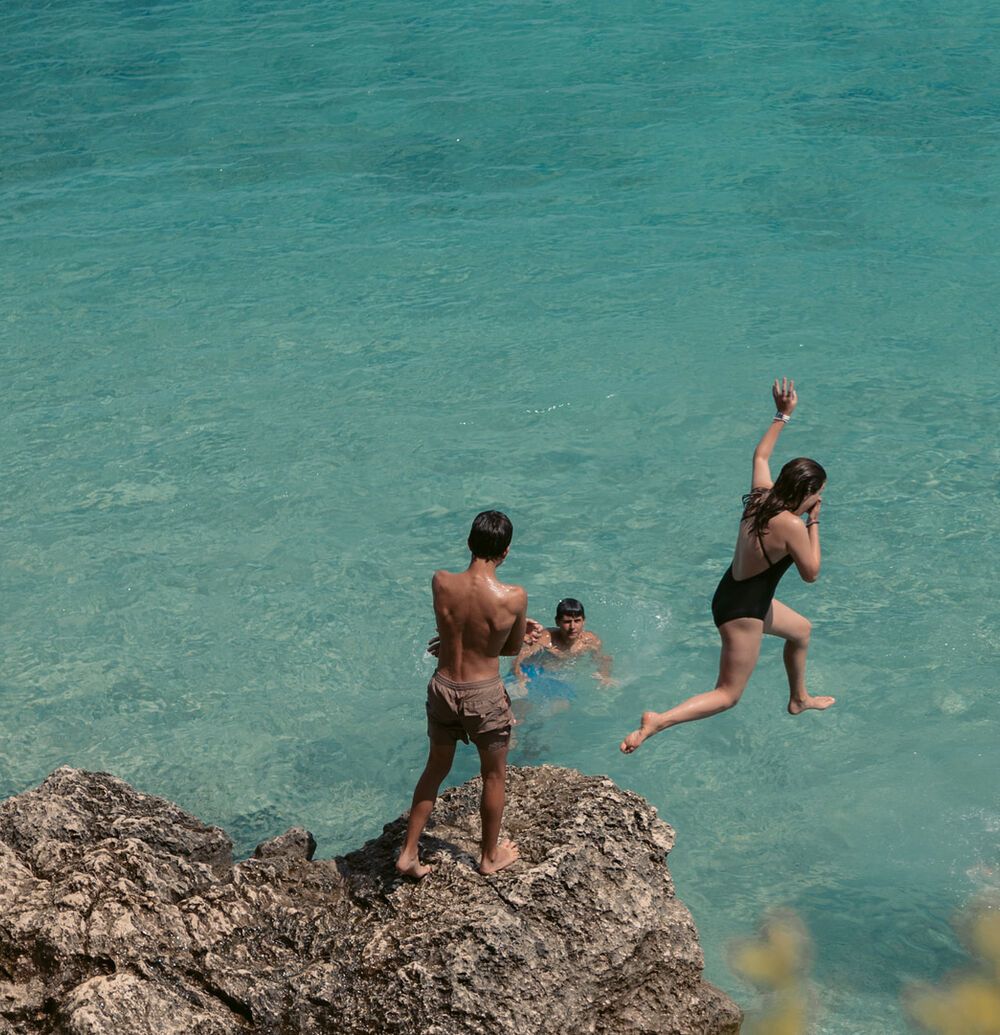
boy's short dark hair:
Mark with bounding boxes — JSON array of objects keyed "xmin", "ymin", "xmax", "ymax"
[
  {"xmin": 556, "ymin": 598, "xmax": 585, "ymax": 619},
  {"xmin": 468, "ymin": 510, "xmax": 513, "ymax": 560}
]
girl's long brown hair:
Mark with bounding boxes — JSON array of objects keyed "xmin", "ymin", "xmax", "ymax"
[{"xmin": 742, "ymin": 457, "xmax": 826, "ymax": 548}]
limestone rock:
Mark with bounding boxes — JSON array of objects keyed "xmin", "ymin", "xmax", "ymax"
[
  {"xmin": 0, "ymin": 765, "xmax": 741, "ymax": 1034},
  {"xmin": 253, "ymin": 827, "xmax": 316, "ymax": 862}
]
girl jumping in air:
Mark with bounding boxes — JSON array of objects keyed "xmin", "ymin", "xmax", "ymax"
[{"xmin": 621, "ymin": 378, "xmax": 835, "ymax": 754}]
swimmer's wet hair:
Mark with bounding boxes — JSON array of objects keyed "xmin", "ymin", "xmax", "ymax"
[
  {"xmin": 468, "ymin": 510, "xmax": 513, "ymax": 560},
  {"xmin": 742, "ymin": 457, "xmax": 827, "ymax": 547},
  {"xmin": 556, "ymin": 598, "xmax": 585, "ymax": 619}
]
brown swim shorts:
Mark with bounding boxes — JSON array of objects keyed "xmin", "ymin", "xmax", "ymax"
[{"xmin": 426, "ymin": 671, "xmax": 515, "ymax": 751}]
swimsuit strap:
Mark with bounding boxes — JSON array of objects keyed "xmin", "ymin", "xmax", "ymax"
[{"xmin": 758, "ymin": 529, "xmax": 774, "ymax": 566}]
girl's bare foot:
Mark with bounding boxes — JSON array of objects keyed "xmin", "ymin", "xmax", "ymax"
[
  {"xmin": 788, "ymin": 694, "xmax": 835, "ymax": 715},
  {"xmin": 395, "ymin": 851, "xmax": 433, "ymax": 880},
  {"xmin": 479, "ymin": 838, "xmax": 519, "ymax": 875},
  {"xmin": 619, "ymin": 711, "xmax": 660, "ymax": 754}
]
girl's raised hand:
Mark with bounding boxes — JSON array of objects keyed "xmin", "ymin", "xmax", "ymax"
[{"xmin": 772, "ymin": 377, "xmax": 797, "ymax": 416}]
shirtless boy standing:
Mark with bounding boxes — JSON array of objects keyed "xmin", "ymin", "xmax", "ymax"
[{"xmin": 396, "ymin": 511, "xmax": 542, "ymax": 879}]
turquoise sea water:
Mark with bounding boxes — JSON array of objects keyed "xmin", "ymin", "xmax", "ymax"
[{"xmin": 3, "ymin": 1, "xmax": 998, "ymax": 1030}]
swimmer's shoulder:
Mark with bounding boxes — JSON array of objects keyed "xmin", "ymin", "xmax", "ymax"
[
  {"xmin": 766, "ymin": 510, "xmax": 802, "ymax": 548},
  {"xmin": 769, "ymin": 510, "xmax": 799, "ymax": 529}
]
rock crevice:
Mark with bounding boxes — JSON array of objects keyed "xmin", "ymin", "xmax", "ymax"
[{"xmin": 0, "ymin": 765, "xmax": 740, "ymax": 1034}]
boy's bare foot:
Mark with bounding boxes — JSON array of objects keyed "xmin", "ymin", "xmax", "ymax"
[
  {"xmin": 395, "ymin": 851, "xmax": 433, "ymax": 880},
  {"xmin": 619, "ymin": 711, "xmax": 660, "ymax": 754},
  {"xmin": 479, "ymin": 838, "xmax": 519, "ymax": 875},
  {"xmin": 788, "ymin": 694, "xmax": 835, "ymax": 715}
]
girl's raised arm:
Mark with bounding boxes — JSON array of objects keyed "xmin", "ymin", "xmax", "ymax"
[{"xmin": 751, "ymin": 378, "xmax": 797, "ymax": 491}]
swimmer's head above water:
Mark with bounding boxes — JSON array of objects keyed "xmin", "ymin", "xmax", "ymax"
[
  {"xmin": 556, "ymin": 598, "xmax": 585, "ymax": 619},
  {"xmin": 555, "ymin": 597, "xmax": 586, "ymax": 640}
]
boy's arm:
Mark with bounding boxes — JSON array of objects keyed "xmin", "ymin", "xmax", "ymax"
[
  {"xmin": 514, "ymin": 636, "xmax": 545, "ymax": 668},
  {"xmin": 426, "ymin": 570, "xmax": 446, "ymax": 656},
  {"xmin": 587, "ymin": 634, "xmax": 615, "ymax": 686},
  {"xmin": 512, "ymin": 641, "xmax": 539, "ymax": 684},
  {"xmin": 499, "ymin": 588, "xmax": 529, "ymax": 656}
]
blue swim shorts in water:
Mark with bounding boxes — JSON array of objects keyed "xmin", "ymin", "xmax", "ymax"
[{"xmin": 519, "ymin": 663, "xmax": 576, "ymax": 701}]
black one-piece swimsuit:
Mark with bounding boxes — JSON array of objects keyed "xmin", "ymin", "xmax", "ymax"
[{"xmin": 711, "ymin": 540, "xmax": 793, "ymax": 628}]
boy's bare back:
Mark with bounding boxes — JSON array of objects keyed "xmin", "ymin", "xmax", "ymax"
[{"xmin": 432, "ymin": 568, "xmax": 527, "ymax": 684}]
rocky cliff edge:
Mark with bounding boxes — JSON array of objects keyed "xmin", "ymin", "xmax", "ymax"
[{"xmin": 0, "ymin": 765, "xmax": 741, "ymax": 1034}]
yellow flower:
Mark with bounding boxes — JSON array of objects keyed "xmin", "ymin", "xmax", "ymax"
[
  {"xmin": 907, "ymin": 978, "xmax": 1000, "ymax": 1035},
  {"xmin": 745, "ymin": 992, "xmax": 808, "ymax": 1035},
  {"xmin": 968, "ymin": 910, "xmax": 1000, "ymax": 982},
  {"xmin": 906, "ymin": 900, "xmax": 1000, "ymax": 1034},
  {"xmin": 729, "ymin": 910, "xmax": 812, "ymax": 1035},
  {"xmin": 729, "ymin": 910, "xmax": 810, "ymax": 990}
]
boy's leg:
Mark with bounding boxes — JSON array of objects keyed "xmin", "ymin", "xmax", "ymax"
[
  {"xmin": 764, "ymin": 600, "xmax": 835, "ymax": 714},
  {"xmin": 476, "ymin": 739, "xmax": 519, "ymax": 875},
  {"xmin": 396, "ymin": 739, "xmax": 456, "ymax": 879}
]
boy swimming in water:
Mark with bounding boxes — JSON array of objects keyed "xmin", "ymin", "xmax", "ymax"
[
  {"xmin": 396, "ymin": 510, "xmax": 543, "ymax": 879},
  {"xmin": 513, "ymin": 598, "xmax": 615, "ymax": 692}
]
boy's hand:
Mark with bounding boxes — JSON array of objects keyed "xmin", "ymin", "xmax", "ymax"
[
  {"xmin": 772, "ymin": 377, "xmax": 797, "ymax": 416},
  {"xmin": 524, "ymin": 618, "xmax": 544, "ymax": 645},
  {"xmin": 426, "ymin": 635, "xmax": 441, "ymax": 658}
]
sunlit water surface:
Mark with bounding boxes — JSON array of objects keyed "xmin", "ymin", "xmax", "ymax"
[{"xmin": 3, "ymin": 2, "xmax": 998, "ymax": 1031}]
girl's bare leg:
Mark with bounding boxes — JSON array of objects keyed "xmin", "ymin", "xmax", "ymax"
[
  {"xmin": 620, "ymin": 618, "xmax": 763, "ymax": 753},
  {"xmin": 764, "ymin": 599, "xmax": 835, "ymax": 713}
]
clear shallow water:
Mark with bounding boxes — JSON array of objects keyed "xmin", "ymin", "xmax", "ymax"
[{"xmin": 2, "ymin": 1, "xmax": 998, "ymax": 1030}]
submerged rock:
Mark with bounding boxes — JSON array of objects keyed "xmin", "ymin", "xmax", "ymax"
[{"xmin": 0, "ymin": 765, "xmax": 741, "ymax": 1034}]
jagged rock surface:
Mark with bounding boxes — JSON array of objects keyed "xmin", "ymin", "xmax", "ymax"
[{"xmin": 0, "ymin": 765, "xmax": 741, "ymax": 1034}]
